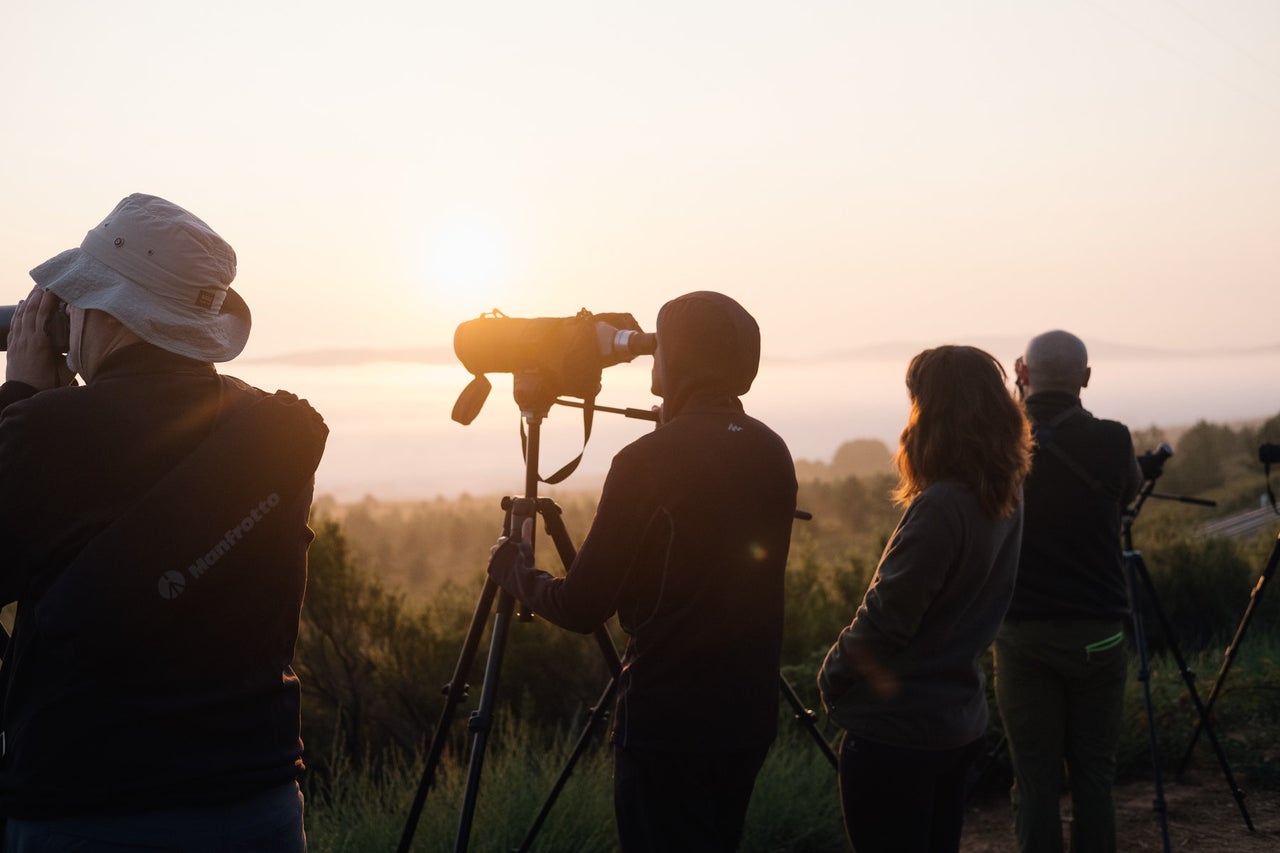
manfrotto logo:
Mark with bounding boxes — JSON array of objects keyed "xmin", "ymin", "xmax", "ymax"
[
  {"xmin": 158, "ymin": 492, "xmax": 282, "ymax": 600},
  {"xmin": 728, "ymin": 423, "xmax": 743, "ymax": 432}
]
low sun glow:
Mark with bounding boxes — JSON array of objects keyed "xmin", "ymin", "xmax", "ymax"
[{"xmin": 421, "ymin": 219, "xmax": 514, "ymax": 310}]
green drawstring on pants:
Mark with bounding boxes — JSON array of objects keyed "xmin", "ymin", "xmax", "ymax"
[{"xmin": 1084, "ymin": 631, "xmax": 1125, "ymax": 661}]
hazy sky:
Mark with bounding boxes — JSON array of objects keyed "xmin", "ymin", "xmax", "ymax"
[{"xmin": 2, "ymin": 1, "xmax": 1277, "ymax": 498}]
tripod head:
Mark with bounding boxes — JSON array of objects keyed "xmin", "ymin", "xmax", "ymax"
[
  {"xmin": 501, "ymin": 368, "xmax": 660, "ymax": 620},
  {"xmin": 505, "ymin": 367, "xmax": 660, "ymax": 492},
  {"xmin": 1123, "ymin": 443, "xmax": 1216, "ymax": 549}
]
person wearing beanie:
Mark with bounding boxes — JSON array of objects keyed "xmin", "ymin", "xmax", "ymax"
[
  {"xmin": 490, "ymin": 291, "xmax": 797, "ymax": 852},
  {"xmin": 0, "ymin": 194, "xmax": 326, "ymax": 851}
]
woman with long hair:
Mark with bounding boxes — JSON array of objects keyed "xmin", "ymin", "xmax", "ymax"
[{"xmin": 818, "ymin": 345, "xmax": 1033, "ymax": 853}]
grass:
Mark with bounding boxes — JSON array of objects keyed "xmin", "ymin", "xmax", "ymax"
[
  {"xmin": 304, "ymin": 716, "xmax": 844, "ymax": 852},
  {"xmin": 305, "ymin": 716, "xmax": 616, "ymax": 852},
  {"xmin": 304, "ymin": 635, "xmax": 1280, "ymax": 852}
]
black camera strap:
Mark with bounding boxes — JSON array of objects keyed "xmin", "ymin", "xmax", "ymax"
[
  {"xmin": 1034, "ymin": 406, "xmax": 1125, "ymax": 503},
  {"xmin": 520, "ymin": 398, "xmax": 595, "ymax": 485}
]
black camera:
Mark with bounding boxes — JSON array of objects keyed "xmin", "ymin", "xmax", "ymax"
[
  {"xmin": 452, "ymin": 309, "xmax": 656, "ymax": 424},
  {"xmin": 1138, "ymin": 443, "xmax": 1174, "ymax": 481},
  {"xmin": 0, "ymin": 301, "xmax": 71, "ymax": 354},
  {"xmin": 1261, "ymin": 444, "xmax": 1280, "ymax": 466}
]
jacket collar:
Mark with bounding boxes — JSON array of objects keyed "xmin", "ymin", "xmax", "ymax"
[
  {"xmin": 1025, "ymin": 390, "xmax": 1086, "ymax": 420},
  {"xmin": 91, "ymin": 343, "xmax": 217, "ymax": 383}
]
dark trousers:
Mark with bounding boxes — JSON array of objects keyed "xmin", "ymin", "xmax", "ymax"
[
  {"xmin": 994, "ymin": 619, "xmax": 1128, "ymax": 853},
  {"xmin": 613, "ymin": 743, "xmax": 769, "ymax": 853},
  {"xmin": 838, "ymin": 734, "xmax": 983, "ymax": 853},
  {"xmin": 1, "ymin": 781, "xmax": 305, "ymax": 852}
]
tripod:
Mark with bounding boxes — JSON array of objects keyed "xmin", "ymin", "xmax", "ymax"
[
  {"xmin": 1176, "ymin": 531, "xmax": 1280, "ymax": 778},
  {"xmin": 1122, "ymin": 479, "xmax": 1253, "ymax": 853},
  {"xmin": 397, "ymin": 378, "xmax": 834, "ymax": 851},
  {"xmin": 396, "ymin": 378, "xmax": 627, "ymax": 853}
]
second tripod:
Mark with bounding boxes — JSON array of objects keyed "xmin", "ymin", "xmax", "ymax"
[{"xmin": 1122, "ymin": 477, "xmax": 1253, "ymax": 853}]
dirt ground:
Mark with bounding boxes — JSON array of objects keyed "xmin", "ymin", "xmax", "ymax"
[{"xmin": 959, "ymin": 779, "xmax": 1280, "ymax": 852}]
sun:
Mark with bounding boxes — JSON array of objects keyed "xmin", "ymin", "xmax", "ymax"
[{"xmin": 420, "ymin": 218, "xmax": 515, "ymax": 310}]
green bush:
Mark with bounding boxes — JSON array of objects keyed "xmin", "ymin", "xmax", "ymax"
[
  {"xmin": 1115, "ymin": 637, "xmax": 1280, "ymax": 790},
  {"xmin": 299, "ymin": 520, "xmax": 623, "ymax": 782},
  {"xmin": 1134, "ymin": 535, "xmax": 1257, "ymax": 653}
]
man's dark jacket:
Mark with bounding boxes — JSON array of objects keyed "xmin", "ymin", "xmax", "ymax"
[
  {"xmin": 1006, "ymin": 390, "xmax": 1141, "ymax": 621},
  {"xmin": 491, "ymin": 292, "xmax": 797, "ymax": 751},
  {"xmin": 0, "ymin": 344, "xmax": 325, "ymax": 819}
]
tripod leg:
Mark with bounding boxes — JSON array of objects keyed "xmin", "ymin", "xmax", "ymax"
[
  {"xmin": 397, "ymin": 576, "xmax": 500, "ymax": 853},
  {"xmin": 778, "ymin": 674, "xmax": 838, "ymax": 770},
  {"xmin": 1125, "ymin": 551, "xmax": 1173, "ymax": 853},
  {"xmin": 1132, "ymin": 552, "xmax": 1253, "ymax": 831},
  {"xmin": 1177, "ymin": 534, "xmax": 1279, "ymax": 780},
  {"xmin": 517, "ymin": 677, "xmax": 619, "ymax": 853},
  {"xmin": 454, "ymin": 586, "xmax": 520, "ymax": 852}
]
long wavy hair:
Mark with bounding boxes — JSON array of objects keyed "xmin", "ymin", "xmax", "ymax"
[{"xmin": 893, "ymin": 345, "xmax": 1034, "ymax": 518}]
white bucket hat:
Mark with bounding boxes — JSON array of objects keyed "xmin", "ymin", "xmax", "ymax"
[{"xmin": 29, "ymin": 193, "xmax": 251, "ymax": 362}]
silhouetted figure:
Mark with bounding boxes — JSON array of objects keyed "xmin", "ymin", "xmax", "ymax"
[
  {"xmin": 489, "ymin": 291, "xmax": 796, "ymax": 852},
  {"xmin": 819, "ymin": 346, "xmax": 1033, "ymax": 853},
  {"xmin": 995, "ymin": 330, "xmax": 1142, "ymax": 853},
  {"xmin": 0, "ymin": 194, "xmax": 326, "ymax": 851}
]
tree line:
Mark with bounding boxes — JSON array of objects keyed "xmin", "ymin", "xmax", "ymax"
[{"xmin": 296, "ymin": 410, "xmax": 1280, "ymax": 786}]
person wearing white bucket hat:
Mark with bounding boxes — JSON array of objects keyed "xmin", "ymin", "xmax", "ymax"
[{"xmin": 0, "ymin": 194, "xmax": 326, "ymax": 851}]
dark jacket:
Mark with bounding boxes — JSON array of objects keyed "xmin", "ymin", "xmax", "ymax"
[
  {"xmin": 817, "ymin": 481, "xmax": 1023, "ymax": 750},
  {"xmin": 490, "ymin": 292, "xmax": 796, "ymax": 751},
  {"xmin": 0, "ymin": 344, "xmax": 325, "ymax": 819},
  {"xmin": 1005, "ymin": 391, "xmax": 1141, "ymax": 621}
]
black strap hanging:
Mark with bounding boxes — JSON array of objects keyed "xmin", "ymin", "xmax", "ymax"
[
  {"xmin": 1033, "ymin": 406, "xmax": 1124, "ymax": 503},
  {"xmin": 520, "ymin": 398, "xmax": 596, "ymax": 485}
]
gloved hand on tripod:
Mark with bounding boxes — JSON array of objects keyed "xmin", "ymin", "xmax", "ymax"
[{"xmin": 489, "ymin": 516, "xmax": 535, "ymax": 576}]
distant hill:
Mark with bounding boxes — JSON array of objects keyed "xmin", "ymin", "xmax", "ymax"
[{"xmin": 795, "ymin": 438, "xmax": 894, "ymax": 482}]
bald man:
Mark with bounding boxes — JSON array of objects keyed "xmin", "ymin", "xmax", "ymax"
[{"xmin": 993, "ymin": 330, "xmax": 1143, "ymax": 853}]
